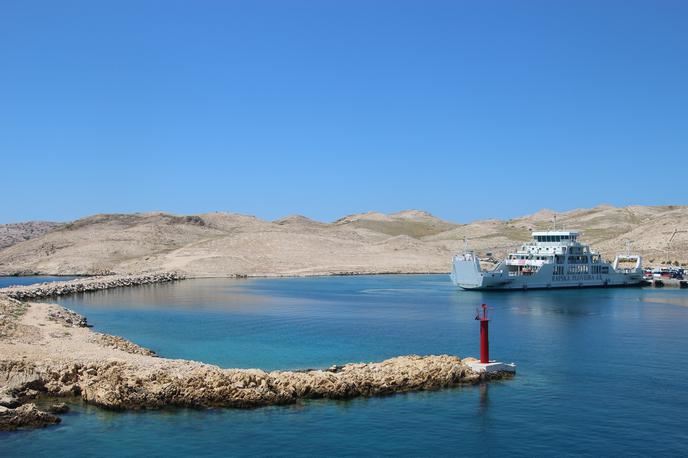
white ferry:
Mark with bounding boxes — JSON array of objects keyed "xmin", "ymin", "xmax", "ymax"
[{"xmin": 450, "ymin": 230, "xmax": 643, "ymax": 290}]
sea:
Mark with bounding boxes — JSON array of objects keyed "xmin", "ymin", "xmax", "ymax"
[{"xmin": 1, "ymin": 275, "xmax": 687, "ymax": 456}]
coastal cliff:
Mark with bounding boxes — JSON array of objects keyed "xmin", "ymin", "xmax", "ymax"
[{"xmin": 0, "ymin": 294, "xmax": 512, "ymax": 430}]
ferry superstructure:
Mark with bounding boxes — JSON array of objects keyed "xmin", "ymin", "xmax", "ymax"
[{"xmin": 450, "ymin": 230, "xmax": 643, "ymax": 290}]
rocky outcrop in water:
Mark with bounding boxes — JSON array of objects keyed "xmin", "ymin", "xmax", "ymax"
[
  {"xmin": 1, "ymin": 355, "xmax": 503, "ymax": 413},
  {"xmin": 47, "ymin": 402, "xmax": 69, "ymax": 414},
  {"xmin": 0, "ymin": 272, "xmax": 185, "ymax": 300},
  {"xmin": 81, "ymin": 355, "xmax": 489, "ymax": 410},
  {"xmin": 0, "ymin": 403, "xmax": 61, "ymax": 431}
]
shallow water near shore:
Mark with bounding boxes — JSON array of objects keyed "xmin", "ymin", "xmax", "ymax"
[{"xmin": 3, "ymin": 275, "xmax": 688, "ymax": 456}]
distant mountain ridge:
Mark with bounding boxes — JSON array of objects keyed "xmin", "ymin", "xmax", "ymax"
[{"xmin": 0, "ymin": 205, "xmax": 686, "ymax": 277}]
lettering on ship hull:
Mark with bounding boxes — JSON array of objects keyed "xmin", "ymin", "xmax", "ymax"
[{"xmin": 551, "ymin": 274, "xmax": 604, "ymax": 282}]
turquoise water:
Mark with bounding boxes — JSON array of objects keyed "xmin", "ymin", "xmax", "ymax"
[
  {"xmin": 0, "ymin": 276, "xmax": 78, "ymax": 288},
  {"xmin": 2, "ymin": 275, "xmax": 688, "ymax": 456}
]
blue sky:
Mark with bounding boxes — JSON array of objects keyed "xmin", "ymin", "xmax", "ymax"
[{"xmin": 1, "ymin": 0, "xmax": 686, "ymax": 224}]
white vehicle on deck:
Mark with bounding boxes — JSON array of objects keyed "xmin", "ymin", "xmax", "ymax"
[{"xmin": 450, "ymin": 230, "xmax": 643, "ymax": 290}]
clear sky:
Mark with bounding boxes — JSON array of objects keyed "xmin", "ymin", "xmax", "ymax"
[{"xmin": 1, "ymin": 0, "xmax": 686, "ymax": 224}]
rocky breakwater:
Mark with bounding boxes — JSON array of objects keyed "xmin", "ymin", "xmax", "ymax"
[
  {"xmin": 0, "ymin": 296, "xmax": 514, "ymax": 431},
  {"xmin": 1, "ymin": 354, "xmax": 511, "ymax": 425},
  {"xmin": 0, "ymin": 272, "xmax": 185, "ymax": 300},
  {"xmin": 72, "ymin": 354, "xmax": 502, "ymax": 410}
]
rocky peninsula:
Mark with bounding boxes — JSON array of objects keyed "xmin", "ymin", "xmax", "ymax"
[{"xmin": 0, "ymin": 288, "xmax": 512, "ymax": 431}]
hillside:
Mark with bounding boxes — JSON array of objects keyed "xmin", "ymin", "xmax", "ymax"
[
  {"xmin": 0, "ymin": 221, "xmax": 61, "ymax": 250},
  {"xmin": 0, "ymin": 205, "xmax": 686, "ymax": 277}
]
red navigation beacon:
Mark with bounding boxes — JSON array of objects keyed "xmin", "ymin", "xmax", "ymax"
[
  {"xmin": 475, "ymin": 303, "xmax": 490, "ymax": 363},
  {"xmin": 466, "ymin": 303, "xmax": 516, "ymax": 375}
]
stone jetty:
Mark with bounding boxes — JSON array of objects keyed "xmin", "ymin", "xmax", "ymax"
[
  {"xmin": 0, "ymin": 272, "xmax": 184, "ymax": 300},
  {"xmin": 0, "ymin": 285, "xmax": 513, "ymax": 431},
  {"xmin": 1, "ymin": 353, "xmax": 501, "ymax": 417}
]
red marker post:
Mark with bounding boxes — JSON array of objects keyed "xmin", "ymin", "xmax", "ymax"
[
  {"xmin": 475, "ymin": 303, "xmax": 490, "ymax": 363},
  {"xmin": 467, "ymin": 304, "xmax": 515, "ymax": 374}
]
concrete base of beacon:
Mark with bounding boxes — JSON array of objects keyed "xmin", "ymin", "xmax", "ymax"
[{"xmin": 467, "ymin": 361, "xmax": 517, "ymax": 374}]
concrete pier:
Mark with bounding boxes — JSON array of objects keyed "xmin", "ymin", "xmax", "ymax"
[
  {"xmin": 642, "ymin": 278, "xmax": 688, "ymax": 288},
  {"xmin": 465, "ymin": 360, "xmax": 517, "ymax": 374}
]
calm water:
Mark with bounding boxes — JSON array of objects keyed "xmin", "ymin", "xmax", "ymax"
[
  {"xmin": 2, "ymin": 275, "xmax": 688, "ymax": 456},
  {"xmin": 0, "ymin": 276, "xmax": 78, "ymax": 288}
]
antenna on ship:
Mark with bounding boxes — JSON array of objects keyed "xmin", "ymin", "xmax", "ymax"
[{"xmin": 553, "ymin": 213, "xmax": 557, "ymax": 231}]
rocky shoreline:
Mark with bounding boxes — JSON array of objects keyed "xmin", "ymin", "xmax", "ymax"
[
  {"xmin": 0, "ymin": 272, "xmax": 185, "ymax": 300},
  {"xmin": 0, "ymin": 281, "xmax": 513, "ymax": 431}
]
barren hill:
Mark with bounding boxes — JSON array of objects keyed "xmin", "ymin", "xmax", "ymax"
[
  {"xmin": 0, "ymin": 221, "xmax": 61, "ymax": 250},
  {"xmin": 0, "ymin": 205, "xmax": 686, "ymax": 277},
  {"xmin": 334, "ymin": 210, "xmax": 457, "ymax": 238}
]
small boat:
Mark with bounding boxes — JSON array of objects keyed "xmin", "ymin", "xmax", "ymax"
[{"xmin": 450, "ymin": 230, "xmax": 643, "ymax": 290}]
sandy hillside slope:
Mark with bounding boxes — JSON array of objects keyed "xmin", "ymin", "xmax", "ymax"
[
  {"xmin": 0, "ymin": 222, "xmax": 61, "ymax": 250},
  {"xmin": 0, "ymin": 211, "xmax": 451, "ymax": 276},
  {"xmin": 0, "ymin": 205, "xmax": 686, "ymax": 277}
]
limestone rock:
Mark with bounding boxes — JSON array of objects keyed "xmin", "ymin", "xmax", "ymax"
[
  {"xmin": 0, "ymin": 403, "xmax": 60, "ymax": 431},
  {"xmin": 47, "ymin": 402, "xmax": 70, "ymax": 414}
]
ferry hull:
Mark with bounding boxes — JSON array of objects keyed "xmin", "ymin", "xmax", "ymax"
[
  {"xmin": 455, "ymin": 278, "xmax": 644, "ymax": 291},
  {"xmin": 451, "ymin": 257, "xmax": 644, "ymax": 291}
]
